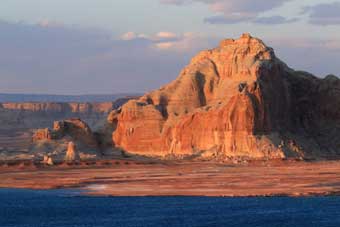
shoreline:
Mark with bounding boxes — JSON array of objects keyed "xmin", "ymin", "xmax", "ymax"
[
  {"xmin": 2, "ymin": 187, "xmax": 340, "ymax": 198},
  {"xmin": 2, "ymin": 160, "xmax": 340, "ymax": 197}
]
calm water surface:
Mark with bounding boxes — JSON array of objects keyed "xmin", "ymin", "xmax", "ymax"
[{"xmin": 1, "ymin": 189, "xmax": 340, "ymax": 227}]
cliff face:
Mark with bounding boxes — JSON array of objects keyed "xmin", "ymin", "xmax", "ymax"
[
  {"xmin": 1, "ymin": 102, "xmax": 114, "ymax": 113},
  {"xmin": 0, "ymin": 97, "xmax": 133, "ymax": 130},
  {"xmin": 110, "ymin": 34, "xmax": 340, "ymax": 160}
]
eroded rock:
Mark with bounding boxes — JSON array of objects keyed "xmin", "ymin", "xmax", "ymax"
[
  {"xmin": 32, "ymin": 128, "xmax": 53, "ymax": 142},
  {"xmin": 65, "ymin": 141, "xmax": 80, "ymax": 163},
  {"xmin": 42, "ymin": 155, "xmax": 54, "ymax": 165},
  {"xmin": 109, "ymin": 34, "xmax": 340, "ymax": 160}
]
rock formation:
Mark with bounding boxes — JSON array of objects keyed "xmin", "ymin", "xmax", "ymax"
[
  {"xmin": 32, "ymin": 128, "xmax": 53, "ymax": 142},
  {"xmin": 34, "ymin": 118, "xmax": 98, "ymax": 148},
  {"xmin": 30, "ymin": 118, "xmax": 99, "ymax": 162},
  {"xmin": 42, "ymin": 155, "xmax": 54, "ymax": 165},
  {"xmin": 65, "ymin": 141, "xmax": 80, "ymax": 163},
  {"xmin": 109, "ymin": 33, "xmax": 340, "ymax": 160}
]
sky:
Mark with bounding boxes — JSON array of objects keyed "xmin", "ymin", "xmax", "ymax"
[{"xmin": 1, "ymin": 0, "xmax": 340, "ymax": 94}]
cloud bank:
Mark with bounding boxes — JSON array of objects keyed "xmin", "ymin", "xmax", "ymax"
[
  {"xmin": 0, "ymin": 21, "xmax": 208, "ymax": 94},
  {"xmin": 161, "ymin": 0, "xmax": 297, "ymax": 25},
  {"xmin": 303, "ymin": 2, "xmax": 340, "ymax": 25},
  {"xmin": 0, "ymin": 20, "xmax": 339, "ymax": 95}
]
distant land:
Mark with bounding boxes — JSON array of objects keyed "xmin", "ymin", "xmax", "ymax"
[{"xmin": 0, "ymin": 93, "xmax": 141, "ymax": 103}]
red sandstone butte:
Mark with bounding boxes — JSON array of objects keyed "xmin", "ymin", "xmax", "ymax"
[{"xmin": 109, "ymin": 33, "xmax": 340, "ymax": 160}]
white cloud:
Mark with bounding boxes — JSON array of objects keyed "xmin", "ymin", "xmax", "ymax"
[
  {"xmin": 156, "ymin": 31, "xmax": 178, "ymax": 39},
  {"xmin": 153, "ymin": 32, "xmax": 207, "ymax": 51},
  {"xmin": 155, "ymin": 42, "xmax": 174, "ymax": 49},
  {"xmin": 120, "ymin": 31, "xmax": 207, "ymax": 52}
]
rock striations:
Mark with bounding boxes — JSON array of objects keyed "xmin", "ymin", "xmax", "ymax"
[{"xmin": 109, "ymin": 33, "xmax": 340, "ymax": 160}]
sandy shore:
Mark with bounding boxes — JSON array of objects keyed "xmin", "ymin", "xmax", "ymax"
[{"xmin": 1, "ymin": 160, "xmax": 340, "ymax": 197}]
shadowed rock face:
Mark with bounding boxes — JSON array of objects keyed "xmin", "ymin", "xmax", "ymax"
[
  {"xmin": 53, "ymin": 118, "xmax": 98, "ymax": 148},
  {"xmin": 110, "ymin": 34, "xmax": 340, "ymax": 160},
  {"xmin": 30, "ymin": 118, "xmax": 99, "ymax": 162}
]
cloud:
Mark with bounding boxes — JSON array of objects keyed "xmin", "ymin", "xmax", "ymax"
[
  {"xmin": 268, "ymin": 38, "xmax": 340, "ymax": 53},
  {"xmin": 266, "ymin": 37, "xmax": 340, "ymax": 76},
  {"xmin": 154, "ymin": 32, "xmax": 210, "ymax": 51},
  {"xmin": 37, "ymin": 19, "xmax": 64, "ymax": 28},
  {"xmin": 120, "ymin": 31, "xmax": 206, "ymax": 52},
  {"xmin": 120, "ymin": 32, "xmax": 138, "ymax": 40},
  {"xmin": 120, "ymin": 32, "xmax": 149, "ymax": 41},
  {"xmin": 0, "ymin": 21, "xmax": 211, "ymax": 94},
  {"xmin": 204, "ymin": 15, "xmax": 253, "ymax": 24},
  {"xmin": 160, "ymin": 0, "xmax": 188, "ymax": 5},
  {"xmin": 1, "ymin": 17, "xmax": 224, "ymax": 95},
  {"xmin": 253, "ymin": 16, "xmax": 299, "ymax": 25},
  {"xmin": 154, "ymin": 42, "xmax": 175, "ymax": 49},
  {"xmin": 1, "ymin": 20, "xmax": 339, "ymax": 95},
  {"xmin": 302, "ymin": 2, "xmax": 340, "ymax": 25},
  {"xmin": 156, "ymin": 31, "xmax": 178, "ymax": 39},
  {"xmin": 121, "ymin": 31, "xmax": 179, "ymax": 42},
  {"xmin": 160, "ymin": 0, "xmax": 294, "ymax": 24}
]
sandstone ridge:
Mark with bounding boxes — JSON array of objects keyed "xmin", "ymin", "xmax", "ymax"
[{"xmin": 110, "ymin": 33, "xmax": 340, "ymax": 160}]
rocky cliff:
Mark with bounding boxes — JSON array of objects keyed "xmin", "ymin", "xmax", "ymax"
[
  {"xmin": 110, "ymin": 34, "xmax": 340, "ymax": 160},
  {"xmin": 0, "ymin": 97, "xmax": 133, "ymax": 130},
  {"xmin": 1, "ymin": 102, "xmax": 114, "ymax": 113}
]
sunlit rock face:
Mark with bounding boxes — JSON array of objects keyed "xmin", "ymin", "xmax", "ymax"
[
  {"xmin": 110, "ymin": 33, "xmax": 340, "ymax": 160},
  {"xmin": 65, "ymin": 141, "xmax": 80, "ymax": 163}
]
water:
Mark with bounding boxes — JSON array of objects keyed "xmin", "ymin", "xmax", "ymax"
[{"xmin": 1, "ymin": 189, "xmax": 340, "ymax": 227}]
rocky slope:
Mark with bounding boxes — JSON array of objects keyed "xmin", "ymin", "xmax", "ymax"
[{"xmin": 109, "ymin": 33, "xmax": 340, "ymax": 160}]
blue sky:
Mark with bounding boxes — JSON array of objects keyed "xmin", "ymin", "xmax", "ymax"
[{"xmin": 1, "ymin": 0, "xmax": 340, "ymax": 94}]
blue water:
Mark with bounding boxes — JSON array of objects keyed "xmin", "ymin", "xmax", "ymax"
[{"xmin": 1, "ymin": 189, "xmax": 340, "ymax": 227}]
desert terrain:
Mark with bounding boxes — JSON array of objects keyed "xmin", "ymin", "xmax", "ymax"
[
  {"xmin": 1, "ymin": 34, "xmax": 340, "ymax": 198},
  {"xmin": 1, "ymin": 160, "xmax": 340, "ymax": 197},
  {"xmin": 0, "ymin": 96, "xmax": 135, "ymax": 161}
]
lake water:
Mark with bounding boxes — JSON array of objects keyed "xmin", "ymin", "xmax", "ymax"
[{"xmin": 1, "ymin": 189, "xmax": 340, "ymax": 227}]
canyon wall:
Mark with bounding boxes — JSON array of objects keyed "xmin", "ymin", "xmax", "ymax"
[{"xmin": 0, "ymin": 97, "xmax": 132, "ymax": 130}]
